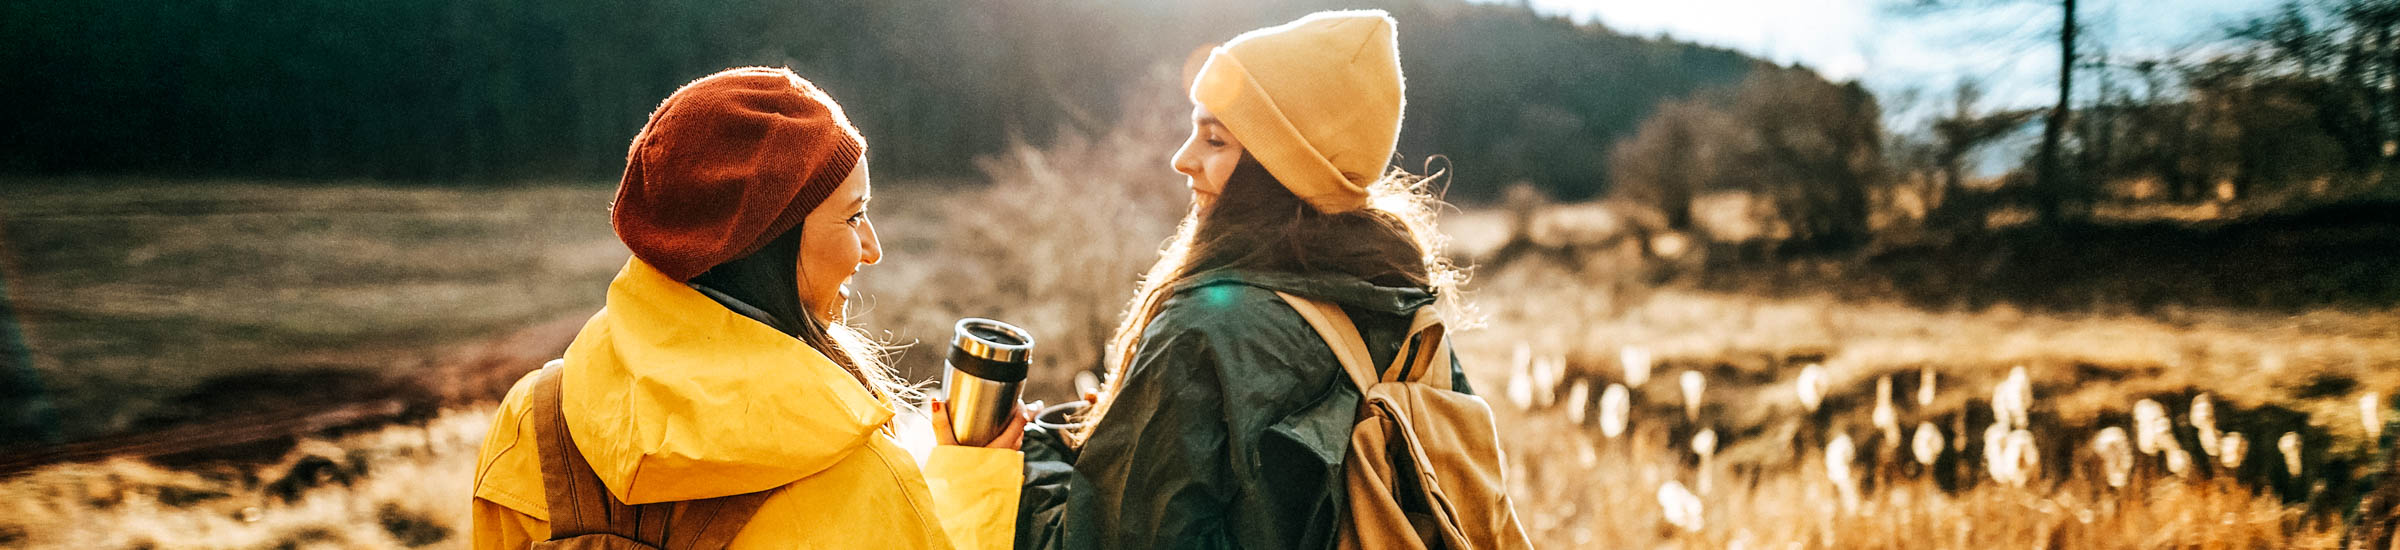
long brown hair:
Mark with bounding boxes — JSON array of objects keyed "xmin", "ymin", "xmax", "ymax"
[{"xmin": 1069, "ymin": 154, "xmax": 1460, "ymax": 445}]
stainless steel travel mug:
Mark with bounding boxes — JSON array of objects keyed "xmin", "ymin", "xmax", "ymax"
[{"xmin": 943, "ymin": 318, "xmax": 1032, "ymax": 447}]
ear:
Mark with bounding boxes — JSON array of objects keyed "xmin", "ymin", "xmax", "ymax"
[{"xmin": 1180, "ymin": 43, "xmax": 1219, "ymax": 93}]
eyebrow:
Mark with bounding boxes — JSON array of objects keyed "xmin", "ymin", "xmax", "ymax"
[{"xmin": 1197, "ymin": 115, "xmax": 1223, "ymax": 127}]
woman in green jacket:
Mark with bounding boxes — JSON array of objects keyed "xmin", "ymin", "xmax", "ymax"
[{"xmin": 1016, "ymin": 10, "xmax": 1472, "ymax": 549}]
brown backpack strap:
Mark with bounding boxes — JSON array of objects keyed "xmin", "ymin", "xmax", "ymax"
[
  {"xmin": 1275, "ymin": 292, "xmax": 1452, "ymax": 390},
  {"xmin": 530, "ymin": 362, "xmax": 780, "ymax": 550}
]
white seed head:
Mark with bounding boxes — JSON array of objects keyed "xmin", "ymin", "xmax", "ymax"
[
  {"xmin": 1533, "ymin": 355, "xmax": 1565, "ymax": 408},
  {"xmin": 2094, "ymin": 427, "xmax": 2133, "ymax": 488},
  {"xmin": 2364, "ymin": 393, "xmax": 2383, "ymax": 441},
  {"xmin": 1505, "ymin": 346, "xmax": 1535, "ymax": 410},
  {"xmin": 1992, "ymin": 366, "xmax": 2032, "ymax": 428},
  {"xmin": 2191, "ymin": 394, "xmax": 2219, "ymax": 457},
  {"xmin": 1621, "ymin": 346, "xmax": 1654, "ymax": 387},
  {"xmin": 1681, "ymin": 370, "xmax": 1707, "ymax": 420},
  {"xmin": 2218, "ymin": 432, "xmax": 2247, "ymax": 469},
  {"xmin": 2005, "ymin": 429, "xmax": 2041, "ymax": 487},
  {"xmin": 1599, "ymin": 383, "xmax": 1631, "ymax": 438},
  {"xmin": 2133, "ymin": 399, "xmax": 2169, "ymax": 456},
  {"xmin": 1873, "ymin": 376, "xmax": 1899, "ymax": 434},
  {"xmin": 1827, "ymin": 432, "xmax": 1862, "ymax": 513},
  {"xmin": 1918, "ymin": 367, "xmax": 1937, "ymax": 407},
  {"xmin": 1564, "ymin": 380, "xmax": 1591, "ymax": 424},
  {"xmin": 1693, "ymin": 428, "xmax": 1718, "ymax": 459},
  {"xmin": 2279, "ymin": 432, "xmax": 2303, "ymax": 477},
  {"xmin": 1796, "ymin": 364, "xmax": 1828, "ymax": 413},
  {"xmin": 1657, "ymin": 480, "xmax": 1705, "ymax": 533},
  {"xmin": 1984, "ymin": 423, "xmax": 2013, "ymax": 483},
  {"xmin": 1912, "ymin": 422, "xmax": 1943, "ymax": 466},
  {"xmin": 1828, "ymin": 433, "xmax": 1857, "ymax": 482}
]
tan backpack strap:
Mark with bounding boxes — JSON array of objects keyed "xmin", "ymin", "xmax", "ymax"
[
  {"xmin": 1397, "ymin": 307, "xmax": 1454, "ymax": 390},
  {"xmin": 1274, "ymin": 291, "xmax": 1379, "ymax": 390}
]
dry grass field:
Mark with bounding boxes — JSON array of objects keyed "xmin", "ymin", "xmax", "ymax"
[{"xmin": 2, "ymin": 113, "xmax": 2396, "ymax": 548}]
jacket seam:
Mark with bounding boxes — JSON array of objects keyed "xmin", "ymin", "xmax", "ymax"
[{"xmin": 864, "ymin": 442, "xmax": 946, "ymax": 540}]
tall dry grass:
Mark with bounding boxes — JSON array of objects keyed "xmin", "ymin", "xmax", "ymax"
[
  {"xmin": 0, "ymin": 410, "xmax": 487, "ymax": 549},
  {"xmin": 6, "ymin": 78, "xmax": 2397, "ymax": 548}
]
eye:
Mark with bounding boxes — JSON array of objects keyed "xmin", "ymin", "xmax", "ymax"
[
  {"xmin": 1205, "ymin": 134, "xmax": 1227, "ymax": 148},
  {"xmin": 846, "ymin": 211, "xmax": 868, "ymax": 225}
]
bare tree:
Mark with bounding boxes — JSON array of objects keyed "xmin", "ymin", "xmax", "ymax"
[{"xmin": 1892, "ymin": 0, "xmax": 2083, "ymax": 224}]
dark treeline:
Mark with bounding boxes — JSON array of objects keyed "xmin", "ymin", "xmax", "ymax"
[{"xmin": 0, "ymin": 0, "xmax": 1758, "ymax": 201}]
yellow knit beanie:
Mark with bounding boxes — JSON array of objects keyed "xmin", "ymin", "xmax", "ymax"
[{"xmin": 1191, "ymin": 10, "xmax": 1404, "ymax": 214}]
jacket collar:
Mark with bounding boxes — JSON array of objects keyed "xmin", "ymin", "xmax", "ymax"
[{"xmin": 1170, "ymin": 268, "xmax": 1434, "ymax": 315}]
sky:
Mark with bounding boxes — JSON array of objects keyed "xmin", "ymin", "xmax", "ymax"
[{"xmin": 1494, "ymin": 0, "xmax": 2276, "ymax": 123}]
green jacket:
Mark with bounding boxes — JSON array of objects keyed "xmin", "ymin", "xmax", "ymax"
[{"xmin": 1016, "ymin": 269, "xmax": 1472, "ymax": 550}]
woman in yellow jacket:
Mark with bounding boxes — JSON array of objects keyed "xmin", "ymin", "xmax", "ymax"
[{"xmin": 470, "ymin": 67, "xmax": 1030, "ymax": 550}]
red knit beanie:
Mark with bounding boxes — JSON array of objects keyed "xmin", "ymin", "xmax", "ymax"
[{"xmin": 611, "ymin": 67, "xmax": 866, "ymax": 281}]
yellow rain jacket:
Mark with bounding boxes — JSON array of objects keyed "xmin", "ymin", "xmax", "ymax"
[{"xmin": 471, "ymin": 258, "xmax": 1020, "ymax": 549}]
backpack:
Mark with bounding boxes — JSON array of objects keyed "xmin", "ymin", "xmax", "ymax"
[
  {"xmin": 1273, "ymin": 292, "xmax": 1534, "ymax": 550},
  {"xmin": 525, "ymin": 362, "xmax": 781, "ymax": 550}
]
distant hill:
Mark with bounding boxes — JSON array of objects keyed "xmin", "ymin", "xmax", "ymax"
[{"xmin": 0, "ymin": 0, "xmax": 1765, "ymax": 201}]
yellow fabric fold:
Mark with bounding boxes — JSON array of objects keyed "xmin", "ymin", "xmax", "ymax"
[
  {"xmin": 564, "ymin": 257, "xmax": 894, "ymax": 504},
  {"xmin": 923, "ymin": 446, "xmax": 1026, "ymax": 550}
]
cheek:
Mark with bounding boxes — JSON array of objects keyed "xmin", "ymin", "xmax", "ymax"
[
  {"xmin": 1206, "ymin": 153, "xmax": 1242, "ymax": 188},
  {"xmin": 797, "ymin": 228, "xmax": 859, "ymax": 285}
]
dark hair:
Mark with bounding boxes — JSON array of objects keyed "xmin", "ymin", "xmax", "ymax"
[
  {"xmin": 688, "ymin": 221, "xmax": 909, "ymax": 405},
  {"xmin": 1071, "ymin": 153, "xmax": 1457, "ymax": 444},
  {"xmin": 1180, "ymin": 155, "xmax": 1430, "ymax": 287}
]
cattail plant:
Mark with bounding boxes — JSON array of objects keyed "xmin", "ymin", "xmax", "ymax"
[
  {"xmin": 1533, "ymin": 355, "xmax": 1565, "ymax": 408},
  {"xmin": 1827, "ymin": 433, "xmax": 1860, "ymax": 513},
  {"xmin": 2165, "ymin": 447, "xmax": 2194, "ymax": 478},
  {"xmin": 1917, "ymin": 366, "xmax": 1936, "ymax": 407},
  {"xmin": 1796, "ymin": 364, "xmax": 1828, "ymax": 413},
  {"xmin": 2219, "ymin": 432, "xmax": 2247, "ymax": 469},
  {"xmin": 1873, "ymin": 375, "xmax": 1901, "ymax": 448},
  {"xmin": 1983, "ymin": 423, "xmax": 2012, "ymax": 483},
  {"xmin": 1621, "ymin": 345, "xmax": 1654, "ymax": 387},
  {"xmin": 2363, "ymin": 392, "xmax": 2383, "ymax": 442},
  {"xmin": 2094, "ymin": 427, "xmax": 2134, "ymax": 488},
  {"xmin": 1506, "ymin": 344, "xmax": 1535, "ymax": 410},
  {"xmin": 1564, "ymin": 380, "xmax": 1591, "ymax": 424},
  {"xmin": 1599, "ymin": 383, "xmax": 1630, "ymax": 438},
  {"xmin": 2133, "ymin": 399, "xmax": 2170, "ymax": 456},
  {"xmin": 1998, "ymin": 429, "xmax": 2039, "ymax": 487},
  {"xmin": 2191, "ymin": 393, "xmax": 2220, "ymax": 458},
  {"xmin": 1680, "ymin": 370, "xmax": 1705, "ymax": 421},
  {"xmin": 1693, "ymin": 428, "xmax": 1718, "ymax": 492},
  {"xmin": 2279, "ymin": 432, "xmax": 2303, "ymax": 477},
  {"xmin": 1991, "ymin": 366, "xmax": 2031, "ymax": 429},
  {"xmin": 1657, "ymin": 480, "xmax": 1704, "ymax": 533},
  {"xmin": 1912, "ymin": 422, "xmax": 1943, "ymax": 466}
]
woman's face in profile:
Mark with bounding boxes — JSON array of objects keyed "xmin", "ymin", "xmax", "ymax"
[
  {"xmin": 795, "ymin": 164, "xmax": 881, "ymax": 323},
  {"xmin": 1171, "ymin": 104, "xmax": 1245, "ymax": 210}
]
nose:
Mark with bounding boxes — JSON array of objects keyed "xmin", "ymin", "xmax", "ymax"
[
  {"xmin": 1171, "ymin": 138, "xmax": 1202, "ymax": 180},
  {"xmin": 859, "ymin": 219, "xmax": 883, "ymax": 266}
]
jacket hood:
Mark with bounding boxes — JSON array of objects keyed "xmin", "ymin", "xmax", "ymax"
[{"xmin": 560, "ymin": 257, "xmax": 892, "ymax": 505}]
